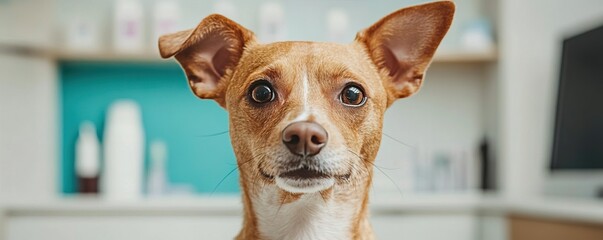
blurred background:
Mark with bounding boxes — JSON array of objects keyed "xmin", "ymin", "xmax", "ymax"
[{"xmin": 1, "ymin": 0, "xmax": 602, "ymax": 239}]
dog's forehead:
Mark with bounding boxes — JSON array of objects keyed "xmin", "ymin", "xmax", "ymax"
[
  {"xmin": 238, "ymin": 41, "xmax": 375, "ymax": 80},
  {"xmin": 257, "ymin": 41, "xmax": 360, "ymax": 61}
]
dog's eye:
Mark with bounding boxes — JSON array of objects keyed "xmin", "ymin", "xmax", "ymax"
[
  {"xmin": 340, "ymin": 85, "xmax": 367, "ymax": 107},
  {"xmin": 249, "ymin": 81, "xmax": 275, "ymax": 104}
]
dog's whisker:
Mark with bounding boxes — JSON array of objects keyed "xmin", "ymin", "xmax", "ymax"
[
  {"xmin": 273, "ymin": 192, "xmax": 288, "ymax": 220},
  {"xmin": 368, "ymin": 164, "xmax": 400, "ymax": 171},
  {"xmin": 196, "ymin": 130, "xmax": 230, "ymax": 138},
  {"xmin": 382, "ymin": 132, "xmax": 416, "ymax": 149},
  {"xmin": 210, "ymin": 154, "xmax": 261, "ymax": 196},
  {"xmin": 345, "ymin": 149, "xmax": 399, "ymax": 170},
  {"xmin": 343, "ymin": 150, "xmax": 362, "ymax": 198},
  {"xmin": 270, "ymin": 155, "xmax": 291, "ymax": 220},
  {"xmin": 319, "ymin": 191, "xmax": 328, "ymax": 205},
  {"xmin": 210, "ymin": 166, "xmax": 240, "ymax": 196},
  {"xmin": 371, "ymin": 162, "xmax": 404, "ymax": 198},
  {"xmin": 347, "ymin": 149, "xmax": 404, "ymax": 198}
]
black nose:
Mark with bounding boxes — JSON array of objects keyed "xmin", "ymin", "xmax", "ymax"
[{"xmin": 282, "ymin": 121, "xmax": 328, "ymax": 156}]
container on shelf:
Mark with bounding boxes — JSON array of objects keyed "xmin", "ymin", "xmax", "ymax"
[
  {"xmin": 102, "ymin": 100, "xmax": 145, "ymax": 201},
  {"xmin": 113, "ymin": 0, "xmax": 145, "ymax": 53},
  {"xmin": 153, "ymin": 0, "xmax": 180, "ymax": 50},
  {"xmin": 76, "ymin": 121, "xmax": 101, "ymax": 194},
  {"xmin": 258, "ymin": 2, "xmax": 286, "ymax": 43}
]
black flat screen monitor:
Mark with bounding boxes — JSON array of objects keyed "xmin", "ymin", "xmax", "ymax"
[{"xmin": 551, "ymin": 24, "xmax": 603, "ymax": 170}]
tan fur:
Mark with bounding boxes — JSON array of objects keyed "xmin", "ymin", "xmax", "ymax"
[{"xmin": 159, "ymin": 1, "xmax": 454, "ymax": 239}]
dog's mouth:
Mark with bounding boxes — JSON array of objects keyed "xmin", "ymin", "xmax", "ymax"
[
  {"xmin": 259, "ymin": 166, "xmax": 350, "ymax": 180},
  {"xmin": 259, "ymin": 165, "xmax": 351, "ymax": 194},
  {"xmin": 279, "ymin": 166, "xmax": 329, "ymax": 180}
]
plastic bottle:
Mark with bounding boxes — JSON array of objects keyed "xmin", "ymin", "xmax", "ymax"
[
  {"xmin": 153, "ymin": 0, "xmax": 180, "ymax": 49},
  {"xmin": 326, "ymin": 9, "xmax": 350, "ymax": 43},
  {"xmin": 76, "ymin": 121, "xmax": 100, "ymax": 194},
  {"xmin": 258, "ymin": 2, "xmax": 285, "ymax": 43},
  {"xmin": 102, "ymin": 100, "xmax": 145, "ymax": 201},
  {"xmin": 113, "ymin": 0, "xmax": 145, "ymax": 53},
  {"xmin": 147, "ymin": 140, "xmax": 168, "ymax": 196}
]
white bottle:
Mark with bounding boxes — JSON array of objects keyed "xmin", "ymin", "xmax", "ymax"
[
  {"xmin": 258, "ymin": 2, "xmax": 285, "ymax": 43},
  {"xmin": 76, "ymin": 122, "xmax": 100, "ymax": 177},
  {"xmin": 66, "ymin": 14, "xmax": 101, "ymax": 52},
  {"xmin": 153, "ymin": 0, "xmax": 180, "ymax": 49},
  {"xmin": 113, "ymin": 0, "xmax": 145, "ymax": 53},
  {"xmin": 102, "ymin": 100, "xmax": 145, "ymax": 201},
  {"xmin": 147, "ymin": 140, "xmax": 168, "ymax": 197},
  {"xmin": 326, "ymin": 9, "xmax": 349, "ymax": 43},
  {"xmin": 460, "ymin": 19, "xmax": 494, "ymax": 52},
  {"xmin": 76, "ymin": 121, "xmax": 101, "ymax": 193}
]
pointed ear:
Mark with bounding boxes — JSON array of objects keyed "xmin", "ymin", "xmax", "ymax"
[
  {"xmin": 356, "ymin": 1, "xmax": 454, "ymax": 101},
  {"xmin": 158, "ymin": 14, "xmax": 255, "ymax": 107}
]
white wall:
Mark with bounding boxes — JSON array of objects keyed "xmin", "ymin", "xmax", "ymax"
[
  {"xmin": 374, "ymin": 63, "xmax": 489, "ymax": 194},
  {"xmin": 0, "ymin": 0, "xmax": 55, "ymax": 49},
  {"xmin": 498, "ymin": 0, "xmax": 603, "ymax": 198}
]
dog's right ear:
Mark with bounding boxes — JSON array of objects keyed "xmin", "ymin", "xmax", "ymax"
[
  {"xmin": 159, "ymin": 14, "xmax": 255, "ymax": 107},
  {"xmin": 356, "ymin": 1, "xmax": 454, "ymax": 104}
]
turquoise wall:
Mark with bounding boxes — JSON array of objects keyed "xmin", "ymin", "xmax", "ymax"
[{"xmin": 60, "ymin": 62, "xmax": 239, "ymax": 194}]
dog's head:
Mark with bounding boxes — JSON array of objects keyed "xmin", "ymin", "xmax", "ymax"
[{"xmin": 159, "ymin": 2, "xmax": 454, "ymax": 196}]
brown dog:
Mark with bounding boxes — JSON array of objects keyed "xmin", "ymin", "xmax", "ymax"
[{"xmin": 159, "ymin": 1, "xmax": 454, "ymax": 239}]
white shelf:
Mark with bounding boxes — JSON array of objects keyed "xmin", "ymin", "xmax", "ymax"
[
  {"xmin": 55, "ymin": 50, "xmax": 169, "ymax": 63},
  {"xmin": 3, "ymin": 195, "xmax": 243, "ymax": 216},
  {"xmin": 1, "ymin": 44, "xmax": 497, "ymax": 64},
  {"xmin": 370, "ymin": 192, "xmax": 497, "ymax": 214},
  {"xmin": 56, "ymin": 49, "xmax": 497, "ymax": 63},
  {"xmin": 505, "ymin": 198, "xmax": 603, "ymax": 224},
  {"xmin": 55, "ymin": 49, "xmax": 497, "ymax": 63},
  {"xmin": 4, "ymin": 193, "xmax": 489, "ymax": 216},
  {"xmin": 433, "ymin": 48, "xmax": 498, "ymax": 63},
  {"xmin": 5, "ymin": 194, "xmax": 603, "ymax": 225}
]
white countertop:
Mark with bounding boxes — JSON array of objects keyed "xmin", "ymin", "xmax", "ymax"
[
  {"xmin": 2, "ymin": 195, "xmax": 243, "ymax": 216},
  {"xmin": 503, "ymin": 197, "xmax": 603, "ymax": 224},
  {"xmin": 3, "ymin": 193, "xmax": 603, "ymax": 224}
]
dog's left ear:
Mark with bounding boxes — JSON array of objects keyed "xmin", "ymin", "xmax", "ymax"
[
  {"xmin": 158, "ymin": 14, "xmax": 255, "ymax": 107},
  {"xmin": 356, "ymin": 1, "xmax": 454, "ymax": 102}
]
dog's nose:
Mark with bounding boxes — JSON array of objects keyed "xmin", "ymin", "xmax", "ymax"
[{"xmin": 282, "ymin": 121, "xmax": 328, "ymax": 156}]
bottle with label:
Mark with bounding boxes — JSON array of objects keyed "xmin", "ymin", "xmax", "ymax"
[
  {"xmin": 258, "ymin": 2, "xmax": 285, "ymax": 43},
  {"xmin": 113, "ymin": 0, "xmax": 145, "ymax": 53},
  {"xmin": 153, "ymin": 0, "xmax": 180, "ymax": 49}
]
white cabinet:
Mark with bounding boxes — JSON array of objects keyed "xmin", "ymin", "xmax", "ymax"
[
  {"xmin": 4, "ymin": 212, "xmax": 482, "ymax": 240},
  {"xmin": 372, "ymin": 213, "xmax": 478, "ymax": 240},
  {"xmin": 1, "ymin": 196, "xmax": 501, "ymax": 240},
  {"xmin": 0, "ymin": 54, "xmax": 57, "ymax": 203},
  {"xmin": 0, "ymin": 0, "xmax": 58, "ymax": 207}
]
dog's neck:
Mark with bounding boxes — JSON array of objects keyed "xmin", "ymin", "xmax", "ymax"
[{"xmin": 237, "ymin": 185, "xmax": 373, "ymax": 240}]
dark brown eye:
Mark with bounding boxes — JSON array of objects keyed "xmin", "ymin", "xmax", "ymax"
[
  {"xmin": 340, "ymin": 84, "xmax": 366, "ymax": 107},
  {"xmin": 249, "ymin": 81, "xmax": 275, "ymax": 104}
]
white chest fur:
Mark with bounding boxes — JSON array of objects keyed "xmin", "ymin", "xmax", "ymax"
[{"xmin": 254, "ymin": 187, "xmax": 354, "ymax": 240}]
